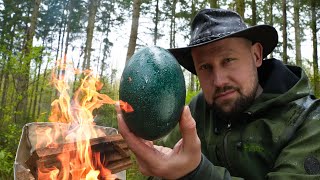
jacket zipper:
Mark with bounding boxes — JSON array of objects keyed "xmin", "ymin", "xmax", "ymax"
[{"xmin": 223, "ymin": 125, "xmax": 234, "ymax": 173}]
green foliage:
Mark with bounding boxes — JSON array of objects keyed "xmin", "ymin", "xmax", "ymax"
[
  {"xmin": 0, "ymin": 150, "xmax": 14, "ymax": 179},
  {"xmin": 69, "ymin": 0, "xmax": 87, "ymax": 34},
  {"xmin": 303, "ymin": 62, "xmax": 320, "ymax": 98},
  {"xmin": 126, "ymin": 155, "xmax": 148, "ymax": 180},
  {"xmin": 0, "ymin": 124, "xmax": 22, "ymax": 151},
  {"xmin": 0, "ymin": 124, "xmax": 22, "ymax": 179},
  {"xmin": 95, "ymin": 104, "xmax": 118, "ymax": 128},
  {"xmin": 186, "ymin": 90, "xmax": 200, "ymax": 105}
]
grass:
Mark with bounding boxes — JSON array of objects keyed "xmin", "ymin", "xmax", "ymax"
[{"xmin": 126, "ymin": 155, "xmax": 148, "ymax": 180}]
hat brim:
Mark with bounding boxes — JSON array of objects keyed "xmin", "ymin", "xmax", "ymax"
[{"xmin": 168, "ymin": 25, "xmax": 278, "ymax": 75}]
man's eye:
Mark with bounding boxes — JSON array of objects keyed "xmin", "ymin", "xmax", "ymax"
[
  {"xmin": 199, "ymin": 64, "xmax": 211, "ymax": 71},
  {"xmin": 224, "ymin": 58, "xmax": 235, "ymax": 64}
]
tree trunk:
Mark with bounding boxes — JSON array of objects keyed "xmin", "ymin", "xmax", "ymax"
[
  {"xmin": 126, "ymin": 0, "xmax": 142, "ymax": 63},
  {"xmin": 0, "ymin": 4, "xmax": 8, "ymax": 105},
  {"xmin": 27, "ymin": 65, "xmax": 38, "ymax": 118},
  {"xmin": 60, "ymin": 17, "xmax": 67, "ymax": 60},
  {"xmin": 61, "ymin": 0, "xmax": 75, "ymax": 79},
  {"xmin": 189, "ymin": 0, "xmax": 197, "ymax": 92},
  {"xmin": 83, "ymin": 0, "xmax": 100, "ymax": 70},
  {"xmin": 3, "ymin": 22, "xmax": 16, "ymax": 122},
  {"xmin": 54, "ymin": 24, "xmax": 63, "ymax": 89},
  {"xmin": 236, "ymin": 0, "xmax": 245, "ymax": 18},
  {"xmin": 37, "ymin": 54, "xmax": 50, "ymax": 117},
  {"xmin": 0, "ymin": 20, "xmax": 15, "ymax": 120},
  {"xmin": 110, "ymin": 69, "xmax": 117, "ymax": 87},
  {"xmin": 96, "ymin": 32, "xmax": 103, "ymax": 74},
  {"xmin": 154, "ymin": 0, "xmax": 159, "ymax": 45},
  {"xmin": 293, "ymin": 0, "xmax": 302, "ymax": 67},
  {"xmin": 263, "ymin": 0, "xmax": 268, "ymax": 24},
  {"xmin": 32, "ymin": 40, "xmax": 45, "ymax": 119},
  {"xmin": 54, "ymin": 0, "xmax": 68, "ymax": 97},
  {"xmin": 31, "ymin": 63, "xmax": 41, "ymax": 119},
  {"xmin": 169, "ymin": 0, "xmax": 177, "ymax": 48},
  {"xmin": 55, "ymin": 0, "xmax": 68, "ymax": 64},
  {"xmin": 251, "ymin": 0, "xmax": 257, "ymax": 25},
  {"xmin": 282, "ymin": 0, "xmax": 288, "ymax": 64},
  {"xmin": 208, "ymin": 0, "xmax": 219, "ymax": 8},
  {"xmin": 311, "ymin": 0, "xmax": 319, "ymax": 95},
  {"xmin": 269, "ymin": 0, "xmax": 274, "ymax": 25},
  {"xmin": 269, "ymin": 0, "xmax": 274, "ymax": 58},
  {"xmin": 97, "ymin": 0, "xmax": 114, "ymax": 78},
  {"xmin": 100, "ymin": 20, "xmax": 111, "ymax": 78},
  {"xmin": 73, "ymin": 54, "xmax": 82, "ymax": 92},
  {"xmin": 0, "ymin": 72, "xmax": 9, "ymax": 120},
  {"xmin": 15, "ymin": 0, "xmax": 41, "ymax": 123}
]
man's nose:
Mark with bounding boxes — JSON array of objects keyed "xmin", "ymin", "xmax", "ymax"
[{"xmin": 211, "ymin": 70, "xmax": 228, "ymax": 87}]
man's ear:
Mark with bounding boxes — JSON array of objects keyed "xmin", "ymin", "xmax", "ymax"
[{"xmin": 252, "ymin": 42, "xmax": 263, "ymax": 67}]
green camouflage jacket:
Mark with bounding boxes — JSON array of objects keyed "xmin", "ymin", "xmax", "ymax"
[{"xmin": 158, "ymin": 59, "xmax": 320, "ymax": 179}]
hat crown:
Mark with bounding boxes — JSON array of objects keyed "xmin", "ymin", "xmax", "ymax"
[
  {"xmin": 168, "ymin": 8, "xmax": 278, "ymax": 75},
  {"xmin": 190, "ymin": 9, "xmax": 248, "ymax": 46}
]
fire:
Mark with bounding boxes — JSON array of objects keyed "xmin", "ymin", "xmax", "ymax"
[{"xmin": 36, "ymin": 58, "xmax": 132, "ymax": 179}]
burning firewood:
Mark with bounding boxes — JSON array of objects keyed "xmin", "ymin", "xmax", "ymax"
[
  {"xmin": 15, "ymin": 62, "xmax": 134, "ymax": 179},
  {"xmin": 25, "ymin": 134, "xmax": 132, "ymax": 179}
]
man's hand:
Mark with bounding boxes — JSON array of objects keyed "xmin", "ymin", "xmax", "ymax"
[{"xmin": 116, "ymin": 105, "xmax": 201, "ymax": 179}]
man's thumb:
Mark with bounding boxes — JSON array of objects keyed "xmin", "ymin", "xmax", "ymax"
[{"xmin": 179, "ymin": 106, "xmax": 200, "ymax": 151}]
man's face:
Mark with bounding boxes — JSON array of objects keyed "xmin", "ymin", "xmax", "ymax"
[{"xmin": 191, "ymin": 37, "xmax": 263, "ymax": 117}]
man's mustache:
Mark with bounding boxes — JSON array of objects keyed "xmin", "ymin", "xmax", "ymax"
[{"xmin": 214, "ymin": 86, "xmax": 240, "ymax": 97}]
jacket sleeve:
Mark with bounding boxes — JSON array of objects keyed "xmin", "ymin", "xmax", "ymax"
[
  {"xmin": 178, "ymin": 154, "xmax": 243, "ymax": 180},
  {"xmin": 266, "ymin": 102, "xmax": 320, "ymax": 179}
]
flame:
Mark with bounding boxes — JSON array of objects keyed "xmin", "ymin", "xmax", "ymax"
[
  {"xmin": 36, "ymin": 58, "xmax": 132, "ymax": 179},
  {"xmin": 38, "ymin": 167, "xmax": 60, "ymax": 180}
]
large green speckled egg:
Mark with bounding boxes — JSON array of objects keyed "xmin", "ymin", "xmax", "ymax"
[{"xmin": 119, "ymin": 46, "xmax": 186, "ymax": 140}]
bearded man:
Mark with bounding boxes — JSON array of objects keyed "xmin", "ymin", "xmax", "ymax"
[{"xmin": 116, "ymin": 8, "xmax": 320, "ymax": 180}]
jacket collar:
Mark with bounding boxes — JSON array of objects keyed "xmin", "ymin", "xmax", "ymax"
[
  {"xmin": 258, "ymin": 58, "xmax": 300, "ymax": 94},
  {"xmin": 248, "ymin": 58, "xmax": 311, "ymax": 114}
]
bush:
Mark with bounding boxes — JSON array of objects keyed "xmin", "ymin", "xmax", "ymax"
[
  {"xmin": 186, "ymin": 90, "xmax": 200, "ymax": 104},
  {"xmin": 0, "ymin": 150, "xmax": 14, "ymax": 179},
  {"xmin": 0, "ymin": 123, "xmax": 22, "ymax": 179}
]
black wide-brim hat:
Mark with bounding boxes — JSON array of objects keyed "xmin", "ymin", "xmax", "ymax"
[{"xmin": 169, "ymin": 8, "xmax": 278, "ymax": 75}]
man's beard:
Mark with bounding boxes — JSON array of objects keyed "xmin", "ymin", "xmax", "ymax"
[{"xmin": 210, "ymin": 84, "xmax": 258, "ymax": 120}]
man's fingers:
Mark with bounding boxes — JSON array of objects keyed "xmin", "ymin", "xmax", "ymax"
[
  {"xmin": 176, "ymin": 106, "xmax": 202, "ymax": 175},
  {"xmin": 117, "ymin": 113, "xmax": 145, "ymax": 149},
  {"xmin": 116, "ymin": 109, "xmax": 161, "ymax": 163},
  {"xmin": 142, "ymin": 139, "xmax": 154, "ymax": 148},
  {"xmin": 116, "ymin": 104, "xmax": 200, "ymax": 179},
  {"xmin": 154, "ymin": 145, "xmax": 172, "ymax": 154},
  {"xmin": 179, "ymin": 106, "xmax": 200, "ymax": 152},
  {"xmin": 172, "ymin": 139, "xmax": 183, "ymax": 153},
  {"xmin": 115, "ymin": 101, "xmax": 121, "ymax": 114}
]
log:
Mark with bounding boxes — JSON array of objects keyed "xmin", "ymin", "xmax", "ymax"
[{"xmin": 25, "ymin": 134, "xmax": 132, "ymax": 179}]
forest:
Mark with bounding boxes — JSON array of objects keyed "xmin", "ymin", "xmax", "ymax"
[{"xmin": 0, "ymin": 0, "xmax": 319, "ymax": 179}]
